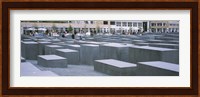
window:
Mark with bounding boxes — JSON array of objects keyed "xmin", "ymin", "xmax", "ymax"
[
  {"xmin": 90, "ymin": 21, "xmax": 94, "ymax": 24},
  {"xmin": 110, "ymin": 21, "xmax": 115, "ymax": 25},
  {"xmin": 116, "ymin": 22, "xmax": 121, "ymax": 26},
  {"xmin": 163, "ymin": 23, "xmax": 166, "ymax": 26},
  {"xmin": 157, "ymin": 23, "xmax": 162, "ymax": 26},
  {"xmin": 133, "ymin": 22, "xmax": 137, "ymax": 27},
  {"xmin": 76, "ymin": 21, "xmax": 80, "ymax": 24},
  {"xmin": 128, "ymin": 22, "xmax": 132, "ymax": 27},
  {"xmin": 138, "ymin": 23, "xmax": 142, "ymax": 27},
  {"xmin": 151, "ymin": 23, "xmax": 156, "ymax": 26},
  {"xmin": 103, "ymin": 21, "xmax": 108, "ymax": 25},
  {"xmin": 122, "ymin": 22, "xmax": 127, "ymax": 27},
  {"xmin": 85, "ymin": 21, "xmax": 88, "ymax": 24}
]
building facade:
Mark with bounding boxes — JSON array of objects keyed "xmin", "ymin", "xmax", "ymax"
[
  {"xmin": 149, "ymin": 21, "xmax": 179, "ymax": 33},
  {"xmin": 21, "ymin": 20, "xmax": 179, "ymax": 35}
]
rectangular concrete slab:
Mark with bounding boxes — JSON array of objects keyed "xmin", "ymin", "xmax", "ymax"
[
  {"xmin": 64, "ymin": 44, "xmax": 81, "ymax": 51},
  {"xmin": 99, "ymin": 43, "xmax": 129, "ymax": 62},
  {"xmin": 21, "ymin": 41, "xmax": 39, "ymax": 60},
  {"xmin": 45, "ymin": 45, "xmax": 64, "ymax": 55},
  {"xmin": 94, "ymin": 59, "xmax": 137, "ymax": 76},
  {"xmin": 129, "ymin": 46, "xmax": 179, "ymax": 64},
  {"xmin": 38, "ymin": 42, "xmax": 52, "ymax": 55},
  {"xmin": 49, "ymin": 39, "xmax": 61, "ymax": 43},
  {"xmin": 136, "ymin": 61, "xmax": 179, "ymax": 76},
  {"xmin": 132, "ymin": 40, "xmax": 146, "ymax": 44},
  {"xmin": 80, "ymin": 44, "xmax": 100, "ymax": 65},
  {"xmin": 23, "ymin": 39, "xmax": 33, "ymax": 41},
  {"xmin": 56, "ymin": 49, "xmax": 79, "ymax": 65},
  {"xmin": 38, "ymin": 55, "xmax": 67, "ymax": 67},
  {"xmin": 149, "ymin": 43, "xmax": 179, "ymax": 49}
]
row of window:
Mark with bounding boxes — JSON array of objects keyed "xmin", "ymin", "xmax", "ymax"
[
  {"xmin": 62, "ymin": 21, "xmax": 144, "ymax": 27},
  {"xmin": 151, "ymin": 23, "xmax": 179, "ymax": 26},
  {"xmin": 151, "ymin": 23, "xmax": 167, "ymax": 26}
]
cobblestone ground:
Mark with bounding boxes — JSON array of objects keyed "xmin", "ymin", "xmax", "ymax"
[{"xmin": 27, "ymin": 60, "xmax": 108, "ymax": 76}]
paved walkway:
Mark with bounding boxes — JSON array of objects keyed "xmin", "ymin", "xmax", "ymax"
[{"xmin": 25, "ymin": 60, "xmax": 108, "ymax": 76}]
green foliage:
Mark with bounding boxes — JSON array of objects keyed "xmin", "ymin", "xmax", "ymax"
[{"xmin": 68, "ymin": 25, "xmax": 73, "ymax": 33}]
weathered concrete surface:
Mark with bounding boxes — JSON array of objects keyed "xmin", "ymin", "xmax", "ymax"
[
  {"xmin": 129, "ymin": 46, "xmax": 179, "ymax": 64},
  {"xmin": 21, "ymin": 41, "xmax": 38, "ymax": 60},
  {"xmin": 80, "ymin": 44, "xmax": 100, "ymax": 65},
  {"xmin": 99, "ymin": 43, "xmax": 129, "ymax": 62},
  {"xmin": 94, "ymin": 59, "xmax": 137, "ymax": 76},
  {"xmin": 149, "ymin": 43, "xmax": 179, "ymax": 49},
  {"xmin": 64, "ymin": 44, "xmax": 81, "ymax": 51},
  {"xmin": 136, "ymin": 61, "xmax": 179, "ymax": 76},
  {"xmin": 56, "ymin": 49, "xmax": 79, "ymax": 65},
  {"xmin": 38, "ymin": 55, "xmax": 68, "ymax": 67},
  {"xmin": 45, "ymin": 45, "xmax": 64, "ymax": 55},
  {"xmin": 38, "ymin": 42, "xmax": 52, "ymax": 55}
]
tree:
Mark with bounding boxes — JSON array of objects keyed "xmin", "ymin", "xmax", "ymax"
[
  {"xmin": 96, "ymin": 26, "xmax": 100, "ymax": 33},
  {"xmin": 68, "ymin": 25, "xmax": 73, "ymax": 33}
]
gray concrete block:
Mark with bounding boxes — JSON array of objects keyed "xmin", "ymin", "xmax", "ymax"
[
  {"xmin": 21, "ymin": 41, "xmax": 38, "ymax": 60},
  {"xmin": 99, "ymin": 43, "xmax": 129, "ymax": 62},
  {"xmin": 23, "ymin": 39, "xmax": 33, "ymax": 41},
  {"xmin": 52, "ymin": 42, "xmax": 65, "ymax": 45},
  {"xmin": 38, "ymin": 55, "xmax": 67, "ymax": 67},
  {"xmin": 94, "ymin": 59, "xmax": 137, "ymax": 76},
  {"xmin": 163, "ymin": 41, "xmax": 179, "ymax": 44},
  {"xmin": 65, "ymin": 41, "xmax": 75, "ymax": 44},
  {"xmin": 134, "ymin": 43, "xmax": 149, "ymax": 46},
  {"xmin": 149, "ymin": 43, "xmax": 179, "ymax": 49},
  {"xmin": 136, "ymin": 61, "xmax": 179, "ymax": 76},
  {"xmin": 129, "ymin": 46, "xmax": 179, "ymax": 64},
  {"xmin": 155, "ymin": 36, "xmax": 179, "ymax": 41},
  {"xmin": 36, "ymin": 39, "xmax": 51, "ymax": 42},
  {"xmin": 38, "ymin": 42, "xmax": 52, "ymax": 55},
  {"xmin": 132, "ymin": 40, "xmax": 145, "ymax": 44},
  {"xmin": 146, "ymin": 39, "xmax": 164, "ymax": 43},
  {"xmin": 56, "ymin": 49, "xmax": 79, "ymax": 65},
  {"xmin": 85, "ymin": 41, "xmax": 108, "ymax": 45},
  {"xmin": 80, "ymin": 44, "xmax": 100, "ymax": 65},
  {"xmin": 74, "ymin": 40, "xmax": 88, "ymax": 44},
  {"xmin": 50, "ymin": 39, "xmax": 61, "ymax": 43},
  {"xmin": 64, "ymin": 44, "xmax": 81, "ymax": 51},
  {"xmin": 45, "ymin": 45, "xmax": 64, "ymax": 55}
]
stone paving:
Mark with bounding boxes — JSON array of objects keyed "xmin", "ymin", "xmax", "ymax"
[{"xmin": 26, "ymin": 60, "xmax": 107, "ymax": 76}]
